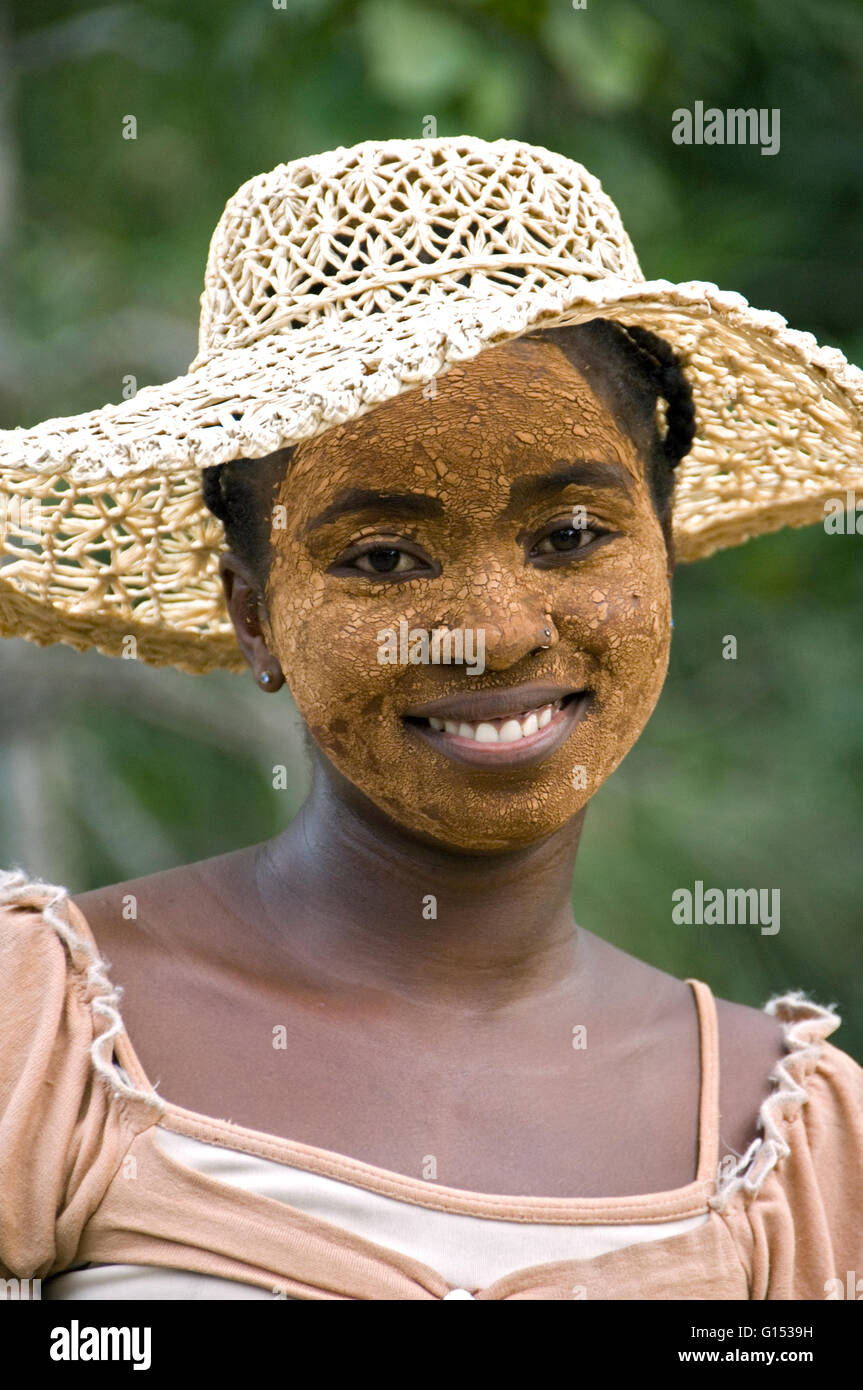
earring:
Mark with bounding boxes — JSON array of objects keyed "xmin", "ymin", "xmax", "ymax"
[{"xmin": 258, "ymin": 670, "xmax": 275, "ymax": 689}]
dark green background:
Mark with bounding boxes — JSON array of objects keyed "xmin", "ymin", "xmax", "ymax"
[{"xmin": 1, "ymin": 0, "xmax": 861, "ymax": 1058}]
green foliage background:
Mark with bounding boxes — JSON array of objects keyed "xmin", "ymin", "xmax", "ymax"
[{"xmin": 1, "ymin": 0, "xmax": 861, "ymax": 1058}]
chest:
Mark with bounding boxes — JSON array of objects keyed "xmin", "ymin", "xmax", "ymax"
[{"xmin": 109, "ymin": 938, "xmax": 701, "ymax": 1199}]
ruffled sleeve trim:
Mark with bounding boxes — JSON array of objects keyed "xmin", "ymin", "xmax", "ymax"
[
  {"xmin": 0, "ymin": 866, "xmax": 165, "ymax": 1119},
  {"xmin": 709, "ymin": 990, "xmax": 841, "ymax": 1212}
]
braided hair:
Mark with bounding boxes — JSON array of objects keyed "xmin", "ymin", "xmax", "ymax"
[{"xmin": 201, "ymin": 319, "xmax": 696, "ymax": 586}]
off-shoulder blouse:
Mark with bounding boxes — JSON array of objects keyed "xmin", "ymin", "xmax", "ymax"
[{"xmin": 1, "ymin": 868, "xmax": 861, "ymax": 1300}]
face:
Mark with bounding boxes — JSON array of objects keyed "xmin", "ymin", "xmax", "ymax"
[{"xmin": 260, "ymin": 336, "xmax": 672, "ymax": 852}]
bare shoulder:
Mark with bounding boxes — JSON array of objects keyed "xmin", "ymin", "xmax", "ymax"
[
  {"xmin": 714, "ymin": 994, "xmax": 788, "ymax": 1159},
  {"xmin": 70, "ymin": 845, "xmax": 258, "ymax": 955},
  {"xmin": 618, "ymin": 955, "xmax": 790, "ymax": 1161},
  {"xmin": 71, "ymin": 862, "xmax": 191, "ymax": 947},
  {"xmin": 584, "ymin": 934, "xmax": 789, "ymax": 1161}
]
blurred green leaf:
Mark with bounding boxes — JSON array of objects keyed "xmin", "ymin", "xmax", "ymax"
[
  {"xmin": 359, "ymin": 0, "xmax": 483, "ymax": 105},
  {"xmin": 462, "ymin": 47, "xmax": 529, "ymax": 134},
  {"xmin": 541, "ymin": 1, "xmax": 666, "ymax": 113}
]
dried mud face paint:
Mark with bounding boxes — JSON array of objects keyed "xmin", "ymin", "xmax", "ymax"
[{"xmin": 264, "ymin": 336, "xmax": 672, "ymax": 852}]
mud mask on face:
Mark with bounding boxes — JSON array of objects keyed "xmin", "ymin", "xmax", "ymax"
[{"xmin": 264, "ymin": 338, "xmax": 672, "ymax": 852}]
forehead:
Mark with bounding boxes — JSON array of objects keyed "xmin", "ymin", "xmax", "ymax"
[{"xmin": 284, "ymin": 337, "xmax": 648, "ymax": 505}]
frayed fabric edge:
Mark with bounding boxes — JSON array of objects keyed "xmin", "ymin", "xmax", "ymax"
[
  {"xmin": 0, "ymin": 866, "xmax": 166, "ymax": 1117},
  {"xmin": 709, "ymin": 990, "xmax": 841, "ymax": 1213}
]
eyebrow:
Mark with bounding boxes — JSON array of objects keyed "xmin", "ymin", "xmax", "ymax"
[
  {"xmin": 503, "ymin": 460, "xmax": 635, "ymax": 514},
  {"xmin": 303, "ymin": 460, "xmax": 634, "ymax": 535},
  {"xmin": 304, "ymin": 489, "xmax": 445, "ymax": 535}
]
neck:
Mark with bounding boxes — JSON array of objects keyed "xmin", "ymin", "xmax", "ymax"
[{"xmin": 254, "ymin": 757, "xmax": 587, "ymax": 1012}]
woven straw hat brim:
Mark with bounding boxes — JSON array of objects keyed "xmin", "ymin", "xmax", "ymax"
[{"xmin": 2, "ymin": 272, "xmax": 862, "ymax": 675}]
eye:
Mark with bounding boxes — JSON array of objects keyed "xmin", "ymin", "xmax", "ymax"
[
  {"xmin": 329, "ymin": 541, "xmax": 438, "ymax": 581},
  {"xmin": 354, "ymin": 546, "xmax": 415, "ymax": 574},
  {"xmin": 530, "ymin": 523, "xmax": 614, "ymax": 561}
]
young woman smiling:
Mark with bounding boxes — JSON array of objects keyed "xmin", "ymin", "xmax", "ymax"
[{"xmin": 1, "ymin": 137, "xmax": 861, "ymax": 1300}]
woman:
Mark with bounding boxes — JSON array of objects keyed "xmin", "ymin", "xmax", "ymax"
[{"xmin": 1, "ymin": 136, "xmax": 861, "ymax": 1300}]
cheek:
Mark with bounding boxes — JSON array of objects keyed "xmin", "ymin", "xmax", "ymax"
[
  {"xmin": 266, "ymin": 558, "xmax": 415, "ymax": 757},
  {"xmin": 599, "ymin": 582, "xmax": 671, "ymax": 737},
  {"xmin": 557, "ymin": 534, "xmax": 669, "ymax": 637},
  {"xmin": 554, "ymin": 544, "xmax": 671, "ymax": 731}
]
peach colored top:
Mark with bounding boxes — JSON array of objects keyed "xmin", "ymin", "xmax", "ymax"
[{"xmin": 2, "ymin": 868, "xmax": 862, "ymax": 1301}]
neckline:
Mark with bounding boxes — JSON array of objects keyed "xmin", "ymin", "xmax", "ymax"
[{"xmin": 63, "ymin": 894, "xmax": 720, "ymax": 1222}]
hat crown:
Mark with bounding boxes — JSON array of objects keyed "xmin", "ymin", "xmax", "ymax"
[{"xmin": 196, "ymin": 136, "xmax": 644, "ymax": 357}]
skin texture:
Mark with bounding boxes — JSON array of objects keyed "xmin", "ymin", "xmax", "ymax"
[
  {"xmin": 249, "ymin": 336, "xmax": 673, "ymax": 853},
  {"xmin": 71, "ymin": 335, "xmax": 787, "ymax": 1199}
]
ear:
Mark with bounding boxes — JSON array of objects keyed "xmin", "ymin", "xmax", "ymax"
[{"xmin": 218, "ymin": 551, "xmax": 285, "ymax": 687}]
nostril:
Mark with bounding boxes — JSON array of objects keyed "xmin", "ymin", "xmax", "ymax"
[{"xmin": 530, "ymin": 625, "xmax": 555, "ymax": 656}]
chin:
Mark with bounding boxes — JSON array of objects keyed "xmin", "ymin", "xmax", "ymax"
[{"xmin": 363, "ymin": 779, "xmax": 595, "ymax": 855}]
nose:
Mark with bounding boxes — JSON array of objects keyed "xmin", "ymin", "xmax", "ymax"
[{"xmin": 447, "ymin": 601, "xmax": 560, "ymax": 671}]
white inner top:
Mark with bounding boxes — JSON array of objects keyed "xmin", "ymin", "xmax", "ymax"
[{"xmin": 45, "ymin": 1126, "xmax": 708, "ymax": 1300}]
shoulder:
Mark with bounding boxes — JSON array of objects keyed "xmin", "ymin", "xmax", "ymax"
[
  {"xmin": 0, "ymin": 864, "xmax": 137, "ymax": 1081},
  {"xmin": 72, "ymin": 859, "xmax": 199, "ymax": 932},
  {"xmin": 710, "ymin": 993, "xmax": 863, "ymax": 1296},
  {"xmin": 712, "ymin": 988, "xmax": 861, "ymax": 1200},
  {"xmin": 713, "ymin": 994, "xmax": 788, "ymax": 1161},
  {"xmin": 70, "ymin": 868, "xmax": 174, "ymax": 958},
  {"xmin": 0, "ymin": 866, "xmax": 165, "ymax": 1280},
  {"xmin": 69, "ymin": 845, "xmax": 258, "ymax": 958},
  {"xmin": 646, "ymin": 974, "xmax": 789, "ymax": 1162},
  {"xmin": 67, "ymin": 848, "xmax": 265, "ymax": 1043},
  {"xmin": 582, "ymin": 936, "xmax": 791, "ymax": 1166},
  {"xmin": 0, "ymin": 868, "xmax": 86, "ymax": 1011},
  {"xmin": 763, "ymin": 991, "xmax": 863, "ymax": 1140}
]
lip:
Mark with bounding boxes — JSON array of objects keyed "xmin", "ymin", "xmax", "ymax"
[
  {"xmin": 403, "ymin": 688, "xmax": 593, "ymax": 769},
  {"xmin": 403, "ymin": 680, "xmax": 579, "ymax": 724}
]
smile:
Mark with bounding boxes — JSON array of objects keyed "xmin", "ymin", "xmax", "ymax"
[{"xmin": 402, "ymin": 684, "xmax": 593, "ymax": 768}]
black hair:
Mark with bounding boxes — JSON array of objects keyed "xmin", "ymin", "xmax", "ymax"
[
  {"xmin": 201, "ymin": 319, "xmax": 695, "ymax": 588},
  {"xmin": 201, "ymin": 446, "xmax": 296, "ymax": 591}
]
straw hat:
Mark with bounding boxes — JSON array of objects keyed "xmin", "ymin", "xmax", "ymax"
[{"xmin": 1, "ymin": 135, "xmax": 861, "ymax": 675}]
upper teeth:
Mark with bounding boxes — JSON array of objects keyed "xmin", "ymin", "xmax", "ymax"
[{"xmin": 426, "ymin": 701, "xmax": 561, "ymax": 743}]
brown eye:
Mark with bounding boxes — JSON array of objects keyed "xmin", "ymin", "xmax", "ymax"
[
  {"xmin": 532, "ymin": 525, "xmax": 606, "ymax": 557},
  {"xmin": 552, "ymin": 527, "xmax": 589, "ymax": 552},
  {"xmin": 341, "ymin": 544, "xmax": 435, "ymax": 578},
  {"xmin": 362, "ymin": 547, "xmax": 402, "ymax": 573}
]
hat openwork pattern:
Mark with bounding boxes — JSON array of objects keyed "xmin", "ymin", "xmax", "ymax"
[{"xmin": 194, "ymin": 141, "xmax": 641, "ymax": 355}]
